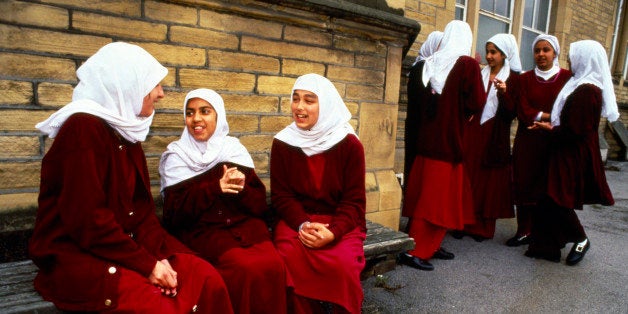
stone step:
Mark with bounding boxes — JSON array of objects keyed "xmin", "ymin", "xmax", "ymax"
[{"xmin": 0, "ymin": 220, "xmax": 414, "ymax": 313}]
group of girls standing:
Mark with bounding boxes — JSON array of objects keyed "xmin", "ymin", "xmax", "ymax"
[
  {"xmin": 30, "ymin": 42, "xmax": 366, "ymax": 313},
  {"xmin": 401, "ymin": 20, "xmax": 619, "ymax": 271}
]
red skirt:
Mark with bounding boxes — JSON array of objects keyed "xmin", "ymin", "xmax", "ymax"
[
  {"xmin": 113, "ymin": 253, "xmax": 233, "ymax": 314},
  {"xmin": 402, "ymin": 156, "xmax": 474, "ymax": 229},
  {"xmin": 273, "ymin": 215, "xmax": 365, "ymax": 314}
]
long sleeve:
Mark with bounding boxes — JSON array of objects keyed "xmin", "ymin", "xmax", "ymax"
[
  {"xmin": 34, "ymin": 114, "xmax": 158, "ymax": 277},
  {"xmin": 270, "ymin": 135, "xmax": 366, "ymax": 239},
  {"xmin": 551, "ymin": 84, "xmax": 601, "ymax": 143},
  {"xmin": 270, "ymin": 140, "xmax": 312, "ymax": 230},
  {"xmin": 162, "ymin": 163, "xmax": 268, "ymax": 232}
]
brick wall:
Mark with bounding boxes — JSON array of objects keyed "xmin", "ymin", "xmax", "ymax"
[{"xmin": 0, "ymin": 0, "xmax": 419, "ymax": 238}]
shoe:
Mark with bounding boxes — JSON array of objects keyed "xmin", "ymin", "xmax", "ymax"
[
  {"xmin": 566, "ymin": 238, "xmax": 590, "ymax": 266},
  {"xmin": 432, "ymin": 247, "xmax": 455, "ymax": 260},
  {"xmin": 470, "ymin": 235, "xmax": 486, "ymax": 242},
  {"xmin": 505, "ymin": 234, "xmax": 530, "ymax": 247},
  {"xmin": 397, "ymin": 252, "xmax": 434, "ymax": 271},
  {"xmin": 451, "ymin": 230, "xmax": 465, "ymax": 239}
]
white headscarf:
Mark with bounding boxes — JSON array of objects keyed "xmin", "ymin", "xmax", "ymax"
[
  {"xmin": 412, "ymin": 31, "xmax": 444, "ymax": 66},
  {"xmin": 159, "ymin": 89, "xmax": 254, "ymax": 189},
  {"xmin": 532, "ymin": 34, "xmax": 561, "ymax": 80},
  {"xmin": 422, "ymin": 20, "xmax": 473, "ymax": 93},
  {"xmin": 480, "ymin": 33, "xmax": 522, "ymax": 124},
  {"xmin": 35, "ymin": 42, "xmax": 167, "ymax": 143},
  {"xmin": 274, "ymin": 73, "xmax": 356, "ymax": 156},
  {"xmin": 550, "ymin": 40, "xmax": 620, "ymax": 127}
]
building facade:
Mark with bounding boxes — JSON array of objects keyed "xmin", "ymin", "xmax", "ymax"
[{"xmin": 396, "ymin": 0, "xmax": 628, "ymax": 176}]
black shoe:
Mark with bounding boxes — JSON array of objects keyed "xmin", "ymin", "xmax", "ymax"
[
  {"xmin": 397, "ymin": 252, "xmax": 434, "ymax": 271},
  {"xmin": 451, "ymin": 230, "xmax": 465, "ymax": 239},
  {"xmin": 505, "ymin": 234, "xmax": 530, "ymax": 247},
  {"xmin": 432, "ymin": 247, "xmax": 455, "ymax": 260},
  {"xmin": 566, "ymin": 238, "xmax": 590, "ymax": 266},
  {"xmin": 470, "ymin": 235, "xmax": 486, "ymax": 242}
]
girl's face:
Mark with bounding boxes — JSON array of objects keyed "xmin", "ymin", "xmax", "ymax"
[
  {"xmin": 291, "ymin": 89, "xmax": 320, "ymax": 131},
  {"xmin": 139, "ymin": 84, "xmax": 164, "ymax": 117},
  {"xmin": 534, "ymin": 40, "xmax": 557, "ymax": 71},
  {"xmin": 185, "ymin": 98, "xmax": 217, "ymax": 142},
  {"xmin": 485, "ymin": 42, "xmax": 506, "ymax": 69}
]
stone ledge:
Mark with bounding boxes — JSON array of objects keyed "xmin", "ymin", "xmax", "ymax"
[
  {"xmin": 0, "ymin": 220, "xmax": 413, "ymax": 313},
  {"xmin": 610, "ymin": 120, "xmax": 628, "ymax": 160}
]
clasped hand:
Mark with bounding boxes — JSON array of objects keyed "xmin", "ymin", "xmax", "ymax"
[
  {"xmin": 148, "ymin": 259, "xmax": 178, "ymax": 297},
  {"xmin": 298, "ymin": 222, "xmax": 335, "ymax": 249},
  {"xmin": 220, "ymin": 164, "xmax": 245, "ymax": 194}
]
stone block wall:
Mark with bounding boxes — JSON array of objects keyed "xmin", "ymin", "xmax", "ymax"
[{"xmin": 0, "ymin": 0, "xmax": 420, "ymax": 250}]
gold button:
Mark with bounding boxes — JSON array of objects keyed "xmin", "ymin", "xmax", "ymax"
[
  {"xmin": 105, "ymin": 299, "xmax": 112, "ymax": 306},
  {"xmin": 192, "ymin": 305, "xmax": 198, "ymax": 312},
  {"xmin": 128, "ymin": 232, "xmax": 134, "ymax": 238},
  {"xmin": 118, "ymin": 145, "xmax": 123, "ymax": 150},
  {"xmin": 128, "ymin": 211, "xmax": 134, "ymax": 216},
  {"xmin": 108, "ymin": 266, "xmax": 117, "ymax": 274}
]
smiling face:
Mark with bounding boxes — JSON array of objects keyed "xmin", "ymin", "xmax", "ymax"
[
  {"xmin": 139, "ymin": 84, "xmax": 164, "ymax": 117},
  {"xmin": 291, "ymin": 89, "xmax": 320, "ymax": 130},
  {"xmin": 185, "ymin": 97, "xmax": 217, "ymax": 142},
  {"xmin": 485, "ymin": 42, "xmax": 506, "ymax": 70},
  {"xmin": 534, "ymin": 40, "xmax": 557, "ymax": 71}
]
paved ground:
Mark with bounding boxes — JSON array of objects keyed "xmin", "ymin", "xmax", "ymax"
[{"xmin": 362, "ymin": 161, "xmax": 628, "ymax": 313}]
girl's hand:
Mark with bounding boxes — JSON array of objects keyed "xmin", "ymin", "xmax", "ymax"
[
  {"xmin": 219, "ymin": 164, "xmax": 245, "ymax": 194},
  {"xmin": 528, "ymin": 121, "xmax": 553, "ymax": 131},
  {"xmin": 298, "ymin": 222, "xmax": 335, "ymax": 249},
  {"xmin": 494, "ymin": 78, "xmax": 506, "ymax": 94},
  {"xmin": 148, "ymin": 259, "xmax": 178, "ymax": 297}
]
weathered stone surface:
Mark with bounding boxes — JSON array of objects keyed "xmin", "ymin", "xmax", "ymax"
[
  {"xmin": 0, "ymin": 136, "xmax": 40, "ymax": 159},
  {"xmin": 0, "ymin": 80, "xmax": 32, "ymax": 106},
  {"xmin": 358, "ymin": 103, "xmax": 398, "ymax": 169}
]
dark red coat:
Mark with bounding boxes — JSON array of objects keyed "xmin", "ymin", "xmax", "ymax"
[
  {"xmin": 408, "ymin": 56, "xmax": 486, "ymax": 164},
  {"xmin": 546, "ymin": 84, "xmax": 614, "ymax": 209},
  {"xmin": 29, "ymin": 114, "xmax": 192, "ymax": 311},
  {"xmin": 463, "ymin": 70, "xmax": 519, "ymax": 219},
  {"xmin": 161, "ymin": 163, "xmax": 272, "ymax": 262},
  {"xmin": 513, "ymin": 69, "xmax": 572, "ymax": 205},
  {"xmin": 270, "ymin": 134, "xmax": 366, "ymax": 238}
]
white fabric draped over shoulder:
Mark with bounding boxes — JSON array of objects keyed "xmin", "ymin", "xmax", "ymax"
[
  {"xmin": 274, "ymin": 73, "xmax": 356, "ymax": 156},
  {"xmin": 550, "ymin": 40, "xmax": 620, "ymax": 127},
  {"xmin": 532, "ymin": 34, "xmax": 562, "ymax": 80},
  {"xmin": 421, "ymin": 20, "xmax": 473, "ymax": 93},
  {"xmin": 159, "ymin": 88, "xmax": 254, "ymax": 189},
  {"xmin": 412, "ymin": 31, "xmax": 444, "ymax": 66},
  {"xmin": 480, "ymin": 33, "xmax": 522, "ymax": 124},
  {"xmin": 35, "ymin": 42, "xmax": 167, "ymax": 143}
]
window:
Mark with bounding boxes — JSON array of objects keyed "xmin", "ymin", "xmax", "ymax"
[
  {"xmin": 609, "ymin": 1, "xmax": 627, "ymax": 80},
  {"xmin": 456, "ymin": 0, "xmax": 467, "ymax": 21},
  {"xmin": 520, "ymin": 0, "xmax": 552, "ymax": 71},
  {"xmin": 476, "ymin": 0, "xmax": 514, "ymax": 63}
]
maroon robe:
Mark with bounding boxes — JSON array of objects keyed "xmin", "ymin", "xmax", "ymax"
[
  {"xmin": 546, "ymin": 84, "xmax": 614, "ymax": 209},
  {"xmin": 402, "ymin": 56, "xmax": 485, "ymax": 222},
  {"xmin": 403, "ymin": 56, "xmax": 485, "ymax": 259},
  {"xmin": 162, "ymin": 163, "xmax": 287, "ymax": 314},
  {"xmin": 529, "ymin": 84, "xmax": 614, "ymax": 255},
  {"xmin": 513, "ymin": 68, "xmax": 572, "ymax": 205},
  {"xmin": 462, "ymin": 70, "xmax": 519, "ymax": 238},
  {"xmin": 270, "ymin": 134, "xmax": 366, "ymax": 314},
  {"xmin": 29, "ymin": 113, "xmax": 232, "ymax": 313}
]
